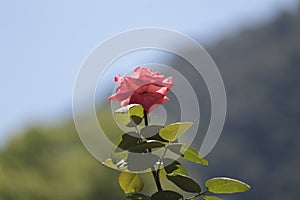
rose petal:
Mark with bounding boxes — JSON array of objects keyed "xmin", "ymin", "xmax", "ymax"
[
  {"xmin": 108, "ymin": 66, "xmax": 173, "ymax": 113},
  {"xmin": 120, "ymin": 98, "xmax": 130, "ymax": 106},
  {"xmin": 148, "ymin": 96, "xmax": 169, "ymax": 113}
]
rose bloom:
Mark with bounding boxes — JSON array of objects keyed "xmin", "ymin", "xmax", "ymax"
[{"xmin": 108, "ymin": 66, "xmax": 173, "ymax": 113}]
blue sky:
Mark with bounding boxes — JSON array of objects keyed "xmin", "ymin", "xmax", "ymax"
[{"xmin": 0, "ymin": 0, "xmax": 299, "ymax": 145}]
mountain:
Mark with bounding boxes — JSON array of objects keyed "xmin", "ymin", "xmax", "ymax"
[
  {"xmin": 1, "ymin": 5, "xmax": 300, "ymax": 200},
  {"xmin": 203, "ymin": 6, "xmax": 300, "ymax": 200}
]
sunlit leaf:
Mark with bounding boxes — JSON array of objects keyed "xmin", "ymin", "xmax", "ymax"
[
  {"xmin": 119, "ymin": 172, "xmax": 144, "ymax": 194},
  {"xmin": 140, "ymin": 125, "xmax": 167, "ymax": 142},
  {"xmin": 114, "ymin": 104, "xmax": 144, "ymax": 126},
  {"xmin": 128, "ymin": 104, "xmax": 144, "ymax": 118},
  {"xmin": 151, "ymin": 190, "xmax": 183, "ymax": 200},
  {"xmin": 167, "ymin": 174, "xmax": 201, "ymax": 193},
  {"xmin": 168, "ymin": 144, "xmax": 208, "ymax": 166},
  {"xmin": 103, "ymin": 159, "xmax": 118, "ymax": 169},
  {"xmin": 203, "ymin": 195, "xmax": 222, "ymax": 200},
  {"xmin": 205, "ymin": 177, "xmax": 251, "ymax": 194},
  {"xmin": 159, "ymin": 122, "xmax": 193, "ymax": 142},
  {"xmin": 159, "ymin": 168, "xmax": 167, "ymax": 178}
]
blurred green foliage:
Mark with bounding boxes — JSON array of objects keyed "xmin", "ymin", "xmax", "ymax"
[{"xmin": 0, "ymin": 123, "xmax": 125, "ymax": 200}]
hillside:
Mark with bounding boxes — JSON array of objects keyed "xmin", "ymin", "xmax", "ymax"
[{"xmin": 204, "ymin": 6, "xmax": 300, "ymax": 200}]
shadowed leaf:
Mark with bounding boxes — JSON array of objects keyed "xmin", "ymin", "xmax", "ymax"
[
  {"xmin": 140, "ymin": 125, "xmax": 168, "ymax": 142},
  {"xmin": 129, "ymin": 140, "xmax": 165, "ymax": 153},
  {"xmin": 163, "ymin": 158, "xmax": 188, "ymax": 176},
  {"xmin": 167, "ymin": 174, "xmax": 201, "ymax": 193},
  {"xmin": 115, "ymin": 132, "xmax": 140, "ymax": 152},
  {"xmin": 127, "ymin": 153, "xmax": 159, "ymax": 171},
  {"xmin": 151, "ymin": 190, "xmax": 183, "ymax": 200},
  {"xmin": 126, "ymin": 193, "xmax": 151, "ymax": 200}
]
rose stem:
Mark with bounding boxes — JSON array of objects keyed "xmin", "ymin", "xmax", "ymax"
[{"xmin": 144, "ymin": 110, "xmax": 163, "ymax": 192}]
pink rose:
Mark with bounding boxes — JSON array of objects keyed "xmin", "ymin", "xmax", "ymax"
[{"xmin": 108, "ymin": 66, "xmax": 173, "ymax": 113}]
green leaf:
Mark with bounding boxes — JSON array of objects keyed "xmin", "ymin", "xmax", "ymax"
[
  {"xmin": 163, "ymin": 158, "xmax": 188, "ymax": 176},
  {"xmin": 114, "ymin": 112, "xmax": 131, "ymax": 126},
  {"xmin": 102, "ymin": 159, "xmax": 118, "ymax": 169},
  {"xmin": 112, "ymin": 133, "xmax": 140, "ymax": 166},
  {"xmin": 128, "ymin": 104, "xmax": 144, "ymax": 118},
  {"xmin": 168, "ymin": 144, "xmax": 208, "ymax": 166},
  {"xmin": 151, "ymin": 190, "xmax": 183, "ymax": 200},
  {"xmin": 127, "ymin": 153, "xmax": 159, "ymax": 171},
  {"xmin": 167, "ymin": 174, "xmax": 201, "ymax": 193},
  {"xmin": 205, "ymin": 177, "xmax": 251, "ymax": 194},
  {"xmin": 130, "ymin": 116, "xmax": 143, "ymax": 126},
  {"xmin": 115, "ymin": 132, "xmax": 140, "ymax": 152},
  {"xmin": 129, "ymin": 140, "xmax": 165, "ymax": 153},
  {"xmin": 203, "ymin": 195, "xmax": 222, "ymax": 200},
  {"xmin": 159, "ymin": 167, "xmax": 167, "ymax": 178},
  {"xmin": 111, "ymin": 150, "xmax": 128, "ymax": 165},
  {"xmin": 140, "ymin": 125, "xmax": 168, "ymax": 142},
  {"xmin": 126, "ymin": 193, "xmax": 151, "ymax": 200},
  {"xmin": 114, "ymin": 104, "xmax": 144, "ymax": 126},
  {"xmin": 159, "ymin": 122, "xmax": 193, "ymax": 142},
  {"xmin": 148, "ymin": 134, "xmax": 169, "ymax": 142},
  {"xmin": 140, "ymin": 125, "xmax": 163, "ymax": 138},
  {"xmin": 119, "ymin": 172, "xmax": 144, "ymax": 194}
]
